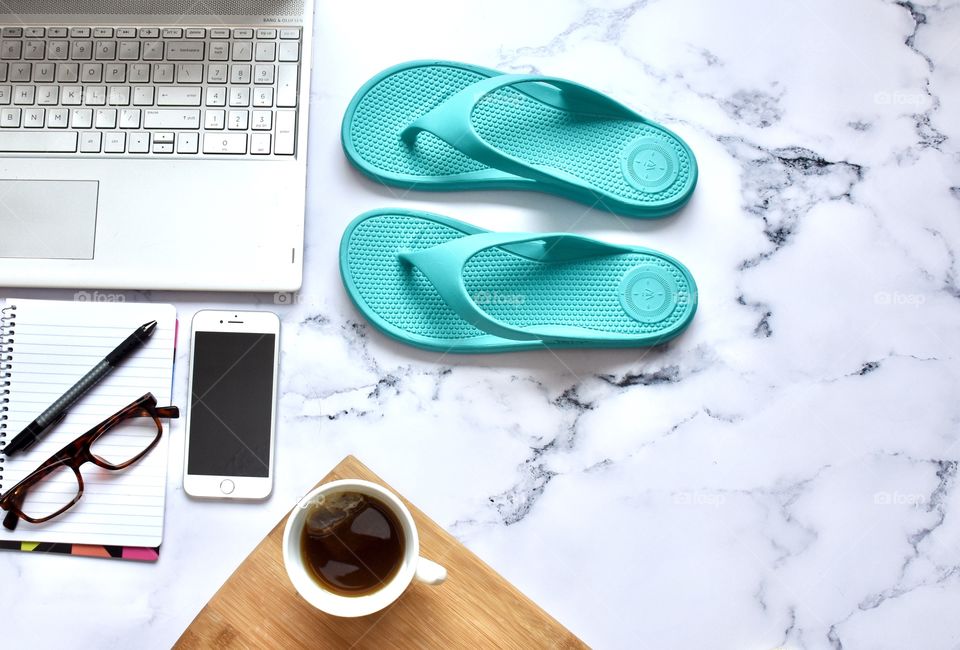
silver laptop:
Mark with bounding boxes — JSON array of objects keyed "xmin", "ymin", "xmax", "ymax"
[{"xmin": 0, "ymin": 1, "xmax": 312, "ymax": 291}]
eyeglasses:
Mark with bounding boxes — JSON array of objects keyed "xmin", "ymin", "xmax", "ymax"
[{"xmin": 0, "ymin": 393, "xmax": 179, "ymax": 531}]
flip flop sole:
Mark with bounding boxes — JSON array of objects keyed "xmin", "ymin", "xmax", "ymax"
[
  {"xmin": 339, "ymin": 209, "xmax": 698, "ymax": 353},
  {"xmin": 342, "ymin": 61, "xmax": 698, "ymax": 218}
]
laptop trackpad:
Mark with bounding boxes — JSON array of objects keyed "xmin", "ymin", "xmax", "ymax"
[{"xmin": 0, "ymin": 180, "xmax": 98, "ymax": 259}]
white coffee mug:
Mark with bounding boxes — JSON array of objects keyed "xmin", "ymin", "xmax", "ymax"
[{"xmin": 282, "ymin": 479, "xmax": 447, "ymax": 617}]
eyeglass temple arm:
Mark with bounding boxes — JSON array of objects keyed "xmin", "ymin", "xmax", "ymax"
[{"xmin": 154, "ymin": 406, "xmax": 179, "ymax": 419}]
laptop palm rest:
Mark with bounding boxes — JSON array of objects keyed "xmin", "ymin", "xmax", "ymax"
[{"xmin": 0, "ymin": 179, "xmax": 98, "ymax": 260}]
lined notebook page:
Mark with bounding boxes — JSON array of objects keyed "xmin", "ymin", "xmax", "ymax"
[{"xmin": 1, "ymin": 299, "xmax": 176, "ymax": 548}]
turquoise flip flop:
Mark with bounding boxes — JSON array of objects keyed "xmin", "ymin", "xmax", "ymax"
[
  {"xmin": 341, "ymin": 60, "xmax": 698, "ymax": 219},
  {"xmin": 339, "ymin": 209, "xmax": 698, "ymax": 353}
]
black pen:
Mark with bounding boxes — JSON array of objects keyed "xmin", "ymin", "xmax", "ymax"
[{"xmin": 3, "ymin": 320, "xmax": 158, "ymax": 456}]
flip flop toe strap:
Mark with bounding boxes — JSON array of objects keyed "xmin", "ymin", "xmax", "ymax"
[
  {"xmin": 400, "ymin": 74, "xmax": 636, "ymax": 187},
  {"xmin": 399, "ymin": 231, "xmax": 634, "ymax": 342}
]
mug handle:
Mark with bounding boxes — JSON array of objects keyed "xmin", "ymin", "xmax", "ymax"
[{"xmin": 414, "ymin": 557, "xmax": 447, "ymax": 586}]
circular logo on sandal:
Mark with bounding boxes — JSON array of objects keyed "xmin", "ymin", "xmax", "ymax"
[
  {"xmin": 621, "ymin": 138, "xmax": 679, "ymax": 194},
  {"xmin": 619, "ymin": 266, "xmax": 680, "ymax": 323}
]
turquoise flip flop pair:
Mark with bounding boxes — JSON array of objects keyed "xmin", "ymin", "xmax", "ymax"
[{"xmin": 339, "ymin": 61, "xmax": 698, "ymax": 353}]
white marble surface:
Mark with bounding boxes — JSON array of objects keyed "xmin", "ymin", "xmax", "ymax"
[{"xmin": 3, "ymin": 0, "xmax": 960, "ymax": 647}]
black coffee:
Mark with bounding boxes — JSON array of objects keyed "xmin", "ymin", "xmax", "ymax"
[{"xmin": 301, "ymin": 491, "xmax": 405, "ymax": 597}]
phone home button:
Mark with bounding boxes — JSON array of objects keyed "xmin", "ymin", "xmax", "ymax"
[{"xmin": 220, "ymin": 479, "xmax": 235, "ymax": 495}]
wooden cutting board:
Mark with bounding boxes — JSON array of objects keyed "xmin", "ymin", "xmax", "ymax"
[{"xmin": 176, "ymin": 455, "xmax": 585, "ymax": 649}]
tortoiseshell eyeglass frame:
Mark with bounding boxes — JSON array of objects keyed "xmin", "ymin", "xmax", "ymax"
[{"xmin": 0, "ymin": 392, "xmax": 179, "ymax": 531}]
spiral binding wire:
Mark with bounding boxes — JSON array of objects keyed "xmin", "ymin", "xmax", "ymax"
[{"xmin": 0, "ymin": 304, "xmax": 15, "ymax": 487}]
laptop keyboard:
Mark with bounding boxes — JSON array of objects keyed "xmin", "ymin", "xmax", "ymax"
[{"xmin": 0, "ymin": 25, "xmax": 301, "ymax": 156}]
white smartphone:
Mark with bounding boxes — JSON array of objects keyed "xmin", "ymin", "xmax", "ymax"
[{"xmin": 183, "ymin": 310, "xmax": 280, "ymax": 500}]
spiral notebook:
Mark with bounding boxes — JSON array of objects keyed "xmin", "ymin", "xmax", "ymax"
[{"xmin": 0, "ymin": 299, "xmax": 177, "ymax": 561}]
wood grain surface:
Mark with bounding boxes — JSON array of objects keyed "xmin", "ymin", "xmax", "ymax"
[{"xmin": 175, "ymin": 455, "xmax": 585, "ymax": 649}]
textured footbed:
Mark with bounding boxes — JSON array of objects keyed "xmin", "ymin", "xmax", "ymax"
[
  {"xmin": 345, "ymin": 63, "xmax": 695, "ymax": 211},
  {"xmin": 342, "ymin": 212, "xmax": 696, "ymax": 348}
]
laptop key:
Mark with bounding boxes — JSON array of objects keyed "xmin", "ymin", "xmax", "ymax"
[
  {"xmin": 1, "ymin": 41, "xmax": 22, "ymax": 60},
  {"xmin": 80, "ymin": 132, "xmax": 102, "ymax": 153},
  {"xmin": 277, "ymin": 64, "xmax": 298, "ymax": 107},
  {"xmin": 0, "ymin": 107, "xmax": 21, "ymax": 127},
  {"xmin": 168, "ymin": 42, "xmax": 205, "ymax": 61},
  {"xmin": 9, "ymin": 63, "xmax": 30, "ymax": 82},
  {"xmin": 57, "ymin": 63, "xmax": 79, "ymax": 83},
  {"xmin": 47, "ymin": 108, "xmax": 69, "ymax": 127},
  {"xmin": 157, "ymin": 87, "xmax": 201, "ymax": 106},
  {"xmin": 104, "ymin": 132, "xmax": 125, "ymax": 153},
  {"xmin": 143, "ymin": 108, "xmax": 200, "ymax": 129},
  {"xmin": 203, "ymin": 132, "xmax": 246, "ymax": 154},
  {"xmin": 0, "ymin": 131, "xmax": 78, "ymax": 152},
  {"xmin": 33, "ymin": 62, "xmax": 55, "ymax": 82},
  {"xmin": 48, "ymin": 41, "xmax": 69, "ymax": 60},
  {"xmin": 0, "ymin": 86, "xmax": 10, "ymax": 105},
  {"xmin": 71, "ymin": 108, "xmax": 93, "ymax": 128},
  {"xmin": 129, "ymin": 132, "xmax": 149, "ymax": 153}
]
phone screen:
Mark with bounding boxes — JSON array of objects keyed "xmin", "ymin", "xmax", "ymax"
[{"xmin": 188, "ymin": 331, "xmax": 276, "ymax": 478}]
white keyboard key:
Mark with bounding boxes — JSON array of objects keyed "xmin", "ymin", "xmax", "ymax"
[
  {"xmin": 84, "ymin": 86, "xmax": 107, "ymax": 106},
  {"xmin": 117, "ymin": 27, "xmax": 136, "ymax": 38},
  {"xmin": 0, "ymin": 108, "xmax": 21, "ymax": 127},
  {"xmin": 211, "ymin": 28, "xmax": 230, "ymax": 39},
  {"xmin": 48, "ymin": 41, "xmax": 69, "ymax": 60},
  {"xmin": 9, "ymin": 63, "xmax": 31, "ymax": 82},
  {"xmin": 144, "ymin": 109, "xmax": 201, "ymax": 129},
  {"xmin": 203, "ymin": 132, "xmax": 247, "ymax": 154},
  {"xmin": 95, "ymin": 108, "xmax": 117, "ymax": 129},
  {"xmin": 80, "ymin": 131, "xmax": 102, "ymax": 153},
  {"xmin": 207, "ymin": 64, "xmax": 228, "ymax": 84},
  {"xmin": 34, "ymin": 62, "xmax": 55, "ymax": 82},
  {"xmin": 280, "ymin": 29, "xmax": 300, "ymax": 40},
  {"xmin": 56, "ymin": 62, "xmax": 79, "ymax": 83},
  {"xmin": 71, "ymin": 108, "xmax": 93, "ymax": 128},
  {"xmin": 228, "ymin": 110, "xmax": 248, "ymax": 130},
  {"xmin": 36, "ymin": 86, "xmax": 59, "ymax": 105},
  {"xmin": 105, "ymin": 63, "xmax": 126, "ymax": 83},
  {"xmin": 186, "ymin": 28, "xmax": 206, "ymax": 39},
  {"xmin": 253, "ymin": 87, "xmax": 273, "ymax": 107},
  {"xmin": 176, "ymin": 63, "xmax": 204, "ymax": 83},
  {"xmin": 153, "ymin": 142, "xmax": 173, "ymax": 153},
  {"xmin": 254, "ymin": 64, "xmax": 275, "ymax": 84},
  {"xmin": 71, "ymin": 28, "xmax": 91, "ymax": 38},
  {"xmin": 49, "ymin": 28, "xmax": 68, "ymax": 38},
  {"xmin": 204, "ymin": 109, "xmax": 224, "ymax": 129},
  {"xmin": 255, "ymin": 42, "xmax": 276, "ymax": 62},
  {"xmin": 23, "ymin": 40, "xmax": 45, "ymax": 60},
  {"xmin": 153, "ymin": 63, "xmax": 174, "ymax": 83},
  {"xmin": 177, "ymin": 132, "xmax": 199, "ymax": 154},
  {"xmin": 162, "ymin": 28, "xmax": 183, "ymax": 39},
  {"xmin": 0, "ymin": 131, "xmax": 77, "ymax": 151},
  {"xmin": 129, "ymin": 132, "xmax": 150, "ymax": 153},
  {"xmin": 0, "ymin": 85, "xmax": 8, "ymax": 105},
  {"xmin": 230, "ymin": 64, "xmax": 251, "ymax": 84},
  {"xmin": 1, "ymin": 41, "xmax": 22, "ymax": 60},
  {"xmin": 232, "ymin": 41, "xmax": 252, "ymax": 61},
  {"xmin": 251, "ymin": 110, "xmax": 271, "ymax": 130},
  {"xmin": 229, "ymin": 87, "xmax": 250, "ymax": 107},
  {"xmin": 205, "ymin": 87, "xmax": 226, "ymax": 107},
  {"xmin": 62, "ymin": 85, "xmax": 82, "ymax": 105},
  {"xmin": 168, "ymin": 42, "xmax": 205, "ymax": 61},
  {"xmin": 143, "ymin": 42, "xmax": 164, "ymax": 61},
  {"xmin": 250, "ymin": 132, "xmax": 271, "ymax": 155},
  {"xmin": 278, "ymin": 42, "xmax": 299, "ymax": 62},
  {"xmin": 71, "ymin": 41, "xmax": 93, "ymax": 60},
  {"xmin": 81, "ymin": 63, "xmax": 103, "ymax": 83},
  {"xmin": 209, "ymin": 42, "xmax": 229, "ymax": 61},
  {"xmin": 13, "ymin": 86, "xmax": 35, "ymax": 105},
  {"xmin": 153, "ymin": 132, "xmax": 174, "ymax": 143},
  {"xmin": 108, "ymin": 86, "xmax": 131, "ymax": 106},
  {"xmin": 257, "ymin": 29, "xmax": 277, "ymax": 39},
  {"xmin": 25, "ymin": 27, "xmax": 45, "ymax": 38},
  {"xmin": 46, "ymin": 107, "xmax": 69, "ymax": 128},
  {"xmin": 129, "ymin": 63, "xmax": 150, "ymax": 83},
  {"xmin": 0, "ymin": 63, "xmax": 6, "ymax": 82},
  {"xmin": 275, "ymin": 109, "xmax": 295, "ymax": 155},
  {"xmin": 94, "ymin": 28, "xmax": 114, "ymax": 38},
  {"xmin": 157, "ymin": 87, "xmax": 201, "ymax": 106},
  {"xmin": 94, "ymin": 41, "xmax": 117, "ymax": 60},
  {"xmin": 104, "ymin": 132, "xmax": 126, "ymax": 153},
  {"xmin": 118, "ymin": 42, "xmax": 140, "ymax": 60},
  {"xmin": 277, "ymin": 64, "xmax": 298, "ymax": 107},
  {"xmin": 233, "ymin": 29, "xmax": 253, "ymax": 39},
  {"xmin": 23, "ymin": 108, "xmax": 44, "ymax": 128},
  {"xmin": 133, "ymin": 86, "xmax": 154, "ymax": 106},
  {"xmin": 119, "ymin": 108, "xmax": 141, "ymax": 128}
]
